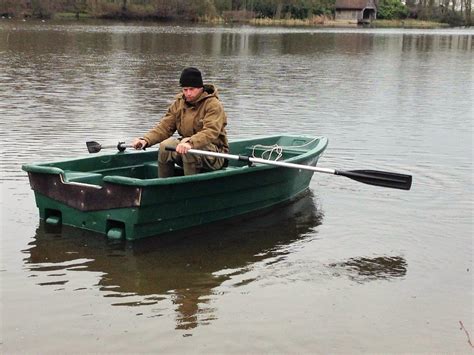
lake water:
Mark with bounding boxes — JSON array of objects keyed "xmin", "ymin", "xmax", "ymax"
[{"xmin": 0, "ymin": 20, "xmax": 472, "ymax": 353}]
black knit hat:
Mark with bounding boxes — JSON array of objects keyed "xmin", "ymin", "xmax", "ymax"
[{"xmin": 179, "ymin": 67, "xmax": 203, "ymax": 88}]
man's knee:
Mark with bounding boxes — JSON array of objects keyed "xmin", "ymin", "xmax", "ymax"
[{"xmin": 182, "ymin": 153, "xmax": 199, "ymax": 165}]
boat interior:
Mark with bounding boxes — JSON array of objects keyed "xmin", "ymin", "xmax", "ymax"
[
  {"xmin": 61, "ymin": 148, "xmax": 306, "ymax": 186},
  {"xmin": 25, "ymin": 136, "xmax": 327, "ymax": 187}
]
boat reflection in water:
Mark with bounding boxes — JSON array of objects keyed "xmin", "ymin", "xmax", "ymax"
[
  {"xmin": 24, "ymin": 191, "xmax": 407, "ymax": 330},
  {"xmin": 24, "ymin": 191, "xmax": 323, "ymax": 330}
]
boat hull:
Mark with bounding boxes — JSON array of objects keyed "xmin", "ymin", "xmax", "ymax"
[{"xmin": 23, "ymin": 135, "xmax": 328, "ymax": 240}]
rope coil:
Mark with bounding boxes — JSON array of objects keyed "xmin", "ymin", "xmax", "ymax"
[{"xmin": 251, "ymin": 137, "xmax": 320, "ymax": 161}]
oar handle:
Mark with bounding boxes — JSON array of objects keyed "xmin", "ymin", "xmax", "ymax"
[
  {"xmin": 165, "ymin": 145, "xmax": 250, "ymax": 159},
  {"xmin": 117, "ymin": 142, "xmax": 143, "ymax": 151}
]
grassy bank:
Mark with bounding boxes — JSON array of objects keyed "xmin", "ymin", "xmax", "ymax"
[
  {"xmin": 198, "ymin": 14, "xmax": 448, "ymax": 28},
  {"xmin": 207, "ymin": 16, "xmax": 361, "ymax": 28},
  {"xmin": 249, "ymin": 15, "xmax": 334, "ymax": 27},
  {"xmin": 372, "ymin": 19, "xmax": 449, "ymax": 28},
  {"xmin": 54, "ymin": 12, "xmax": 93, "ymax": 19},
  {"xmin": 239, "ymin": 17, "xmax": 447, "ymax": 28}
]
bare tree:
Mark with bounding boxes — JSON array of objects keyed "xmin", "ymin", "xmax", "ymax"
[{"xmin": 464, "ymin": 0, "xmax": 471, "ymax": 24}]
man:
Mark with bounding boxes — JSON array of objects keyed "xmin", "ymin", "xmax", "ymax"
[{"xmin": 132, "ymin": 67, "xmax": 229, "ymax": 178}]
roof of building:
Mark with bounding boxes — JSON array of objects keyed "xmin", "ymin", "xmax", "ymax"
[{"xmin": 335, "ymin": 0, "xmax": 376, "ymax": 9}]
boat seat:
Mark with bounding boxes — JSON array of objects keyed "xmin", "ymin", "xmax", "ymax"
[
  {"xmin": 143, "ymin": 162, "xmax": 158, "ymax": 167},
  {"xmin": 143, "ymin": 161, "xmax": 238, "ymax": 176},
  {"xmin": 143, "ymin": 162, "xmax": 184, "ymax": 178},
  {"xmin": 63, "ymin": 171, "xmax": 103, "ymax": 185}
]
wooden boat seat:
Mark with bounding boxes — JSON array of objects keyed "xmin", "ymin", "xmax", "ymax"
[
  {"xmin": 143, "ymin": 161, "xmax": 239, "ymax": 176},
  {"xmin": 63, "ymin": 171, "xmax": 103, "ymax": 185},
  {"xmin": 143, "ymin": 162, "xmax": 184, "ymax": 178}
]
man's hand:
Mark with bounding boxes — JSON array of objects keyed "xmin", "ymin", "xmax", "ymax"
[
  {"xmin": 176, "ymin": 142, "xmax": 192, "ymax": 154},
  {"xmin": 132, "ymin": 138, "xmax": 147, "ymax": 150}
]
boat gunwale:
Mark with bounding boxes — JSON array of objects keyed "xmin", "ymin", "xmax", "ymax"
[{"xmin": 22, "ymin": 135, "xmax": 329, "ymax": 187}]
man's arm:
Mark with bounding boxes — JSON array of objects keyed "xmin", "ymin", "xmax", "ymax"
[{"xmin": 132, "ymin": 100, "xmax": 180, "ymax": 149}]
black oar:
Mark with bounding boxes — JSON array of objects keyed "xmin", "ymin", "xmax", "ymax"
[
  {"xmin": 86, "ymin": 141, "xmax": 134, "ymax": 154},
  {"xmin": 166, "ymin": 147, "xmax": 412, "ymax": 190}
]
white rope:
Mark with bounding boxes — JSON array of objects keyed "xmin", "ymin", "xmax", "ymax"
[
  {"xmin": 251, "ymin": 137, "xmax": 320, "ymax": 161},
  {"xmin": 251, "ymin": 144, "xmax": 283, "ymax": 161}
]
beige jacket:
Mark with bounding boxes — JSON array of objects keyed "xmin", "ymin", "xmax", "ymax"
[{"xmin": 143, "ymin": 85, "xmax": 229, "ymax": 152}]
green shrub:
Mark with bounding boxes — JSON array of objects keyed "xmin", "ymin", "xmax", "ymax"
[{"xmin": 377, "ymin": 0, "xmax": 409, "ymax": 19}]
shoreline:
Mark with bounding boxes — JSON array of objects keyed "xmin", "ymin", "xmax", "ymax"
[
  {"xmin": 248, "ymin": 18, "xmax": 450, "ymax": 29},
  {"xmin": 2, "ymin": 13, "xmax": 452, "ymax": 29}
]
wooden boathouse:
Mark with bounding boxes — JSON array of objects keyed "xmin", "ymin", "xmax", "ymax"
[{"xmin": 335, "ymin": 0, "xmax": 378, "ymax": 23}]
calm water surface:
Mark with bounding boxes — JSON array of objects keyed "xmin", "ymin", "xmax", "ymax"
[{"xmin": 0, "ymin": 20, "xmax": 473, "ymax": 353}]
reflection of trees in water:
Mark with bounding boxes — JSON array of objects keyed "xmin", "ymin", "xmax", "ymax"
[
  {"xmin": 24, "ymin": 191, "xmax": 323, "ymax": 330},
  {"xmin": 329, "ymin": 256, "xmax": 407, "ymax": 283}
]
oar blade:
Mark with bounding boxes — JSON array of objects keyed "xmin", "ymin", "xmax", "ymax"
[
  {"xmin": 86, "ymin": 141, "xmax": 102, "ymax": 154},
  {"xmin": 336, "ymin": 169, "xmax": 412, "ymax": 190}
]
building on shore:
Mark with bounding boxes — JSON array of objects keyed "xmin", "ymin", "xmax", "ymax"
[{"xmin": 335, "ymin": 0, "xmax": 378, "ymax": 23}]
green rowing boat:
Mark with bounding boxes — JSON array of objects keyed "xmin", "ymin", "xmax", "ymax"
[{"xmin": 22, "ymin": 135, "xmax": 329, "ymax": 241}]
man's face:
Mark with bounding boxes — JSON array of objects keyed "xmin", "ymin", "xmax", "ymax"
[{"xmin": 182, "ymin": 87, "xmax": 203, "ymax": 102}]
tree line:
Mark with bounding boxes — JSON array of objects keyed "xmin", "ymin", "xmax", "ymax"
[{"xmin": 0, "ymin": 0, "xmax": 471, "ymax": 25}]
